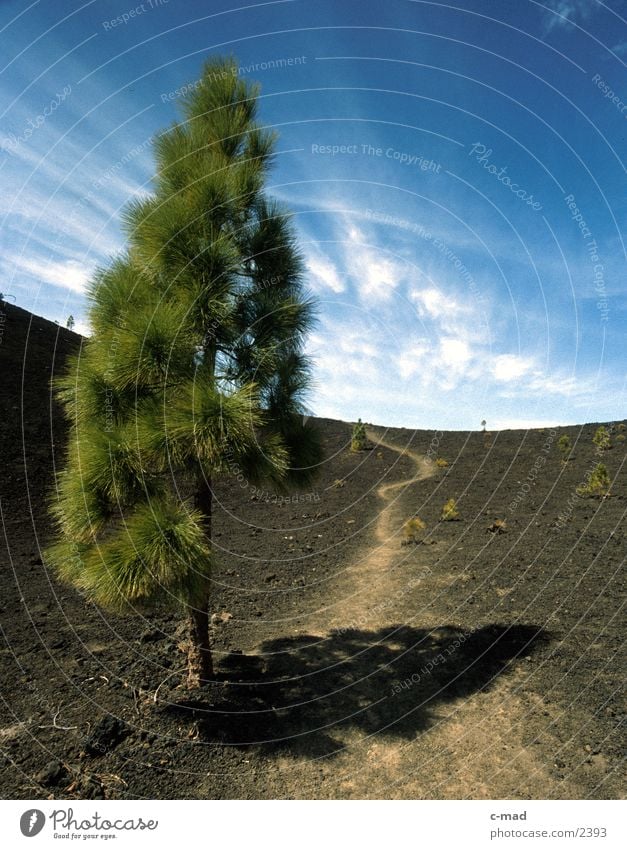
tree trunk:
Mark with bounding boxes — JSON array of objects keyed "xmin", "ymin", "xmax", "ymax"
[
  {"xmin": 187, "ymin": 603, "xmax": 214, "ymax": 687},
  {"xmin": 187, "ymin": 471, "xmax": 214, "ymax": 687}
]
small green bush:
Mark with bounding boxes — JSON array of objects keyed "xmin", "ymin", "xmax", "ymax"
[
  {"xmin": 577, "ymin": 463, "xmax": 611, "ymax": 497},
  {"xmin": 440, "ymin": 498, "xmax": 459, "ymax": 521},
  {"xmin": 403, "ymin": 516, "xmax": 427, "ymax": 545},
  {"xmin": 558, "ymin": 435, "xmax": 571, "ymax": 461},
  {"xmin": 593, "ymin": 426, "xmax": 611, "ymax": 451}
]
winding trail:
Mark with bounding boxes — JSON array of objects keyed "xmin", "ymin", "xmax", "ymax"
[{"xmin": 301, "ymin": 429, "xmax": 435, "ymax": 635}]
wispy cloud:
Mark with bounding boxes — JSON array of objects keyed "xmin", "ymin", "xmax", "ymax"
[
  {"xmin": 344, "ymin": 225, "xmax": 403, "ymax": 301},
  {"xmin": 491, "ymin": 354, "xmax": 535, "ymax": 382},
  {"xmin": 542, "ymin": 0, "xmax": 598, "ymax": 33},
  {"xmin": 306, "ymin": 254, "xmax": 345, "ymax": 293},
  {"xmin": 398, "ymin": 341, "xmax": 430, "ymax": 379},
  {"xmin": 0, "ymin": 184, "xmax": 123, "ymax": 260},
  {"xmin": 5, "ymin": 252, "xmax": 91, "ymax": 294}
]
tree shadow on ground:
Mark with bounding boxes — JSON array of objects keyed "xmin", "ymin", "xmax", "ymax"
[{"xmin": 165, "ymin": 623, "xmax": 549, "ymax": 759}]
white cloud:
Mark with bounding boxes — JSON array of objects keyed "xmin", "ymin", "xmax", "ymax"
[
  {"xmin": 359, "ymin": 255, "xmax": 399, "ymax": 300},
  {"xmin": 344, "ymin": 220, "xmax": 404, "ymax": 301},
  {"xmin": 410, "ymin": 287, "xmax": 452, "ymax": 319},
  {"xmin": 307, "ymin": 313, "xmax": 385, "ymax": 381},
  {"xmin": 440, "ymin": 337, "xmax": 472, "ymax": 367},
  {"xmin": 306, "ymin": 255, "xmax": 345, "ymax": 293},
  {"xmin": 7, "ymin": 254, "xmax": 91, "ymax": 293},
  {"xmin": 0, "ymin": 185, "xmax": 123, "ymax": 259},
  {"xmin": 313, "ymin": 349, "xmax": 377, "ymax": 379},
  {"xmin": 492, "ymin": 354, "xmax": 534, "ymax": 382},
  {"xmin": 393, "ymin": 276, "xmax": 489, "ymax": 390},
  {"xmin": 398, "ymin": 341, "xmax": 430, "ymax": 379},
  {"xmin": 494, "ymin": 367, "xmax": 597, "ymax": 400},
  {"xmin": 72, "ymin": 320, "xmax": 92, "ymax": 337},
  {"xmin": 542, "ymin": 0, "xmax": 596, "ymax": 32},
  {"xmin": 337, "ymin": 332, "xmax": 378, "ymax": 359},
  {"xmin": 407, "ymin": 283, "xmax": 488, "ymax": 346},
  {"xmin": 393, "ymin": 334, "xmax": 478, "ymax": 392},
  {"xmin": 525, "ymin": 372, "xmax": 583, "ymax": 397},
  {"xmin": 347, "ymin": 225, "xmax": 363, "ymax": 243},
  {"xmin": 409, "ymin": 286, "xmax": 473, "ymax": 324}
]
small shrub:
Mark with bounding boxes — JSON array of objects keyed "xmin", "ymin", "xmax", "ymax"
[
  {"xmin": 592, "ymin": 426, "xmax": 611, "ymax": 451},
  {"xmin": 351, "ymin": 418, "xmax": 371, "ymax": 452},
  {"xmin": 577, "ymin": 463, "xmax": 611, "ymax": 497},
  {"xmin": 435, "ymin": 457, "xmax": 448, "ymax": 468},
  {"xmin": 487, "ymin": 519, "xmax": 507, "ymax": 534},
  {"xmin": 558, "ymin": 435, "xmax": 571, "ymax": 461},
  {"xmin": 440, "ymin": 498, "xmax": 459, "ymax": 521},
  {"xmin": 617, "ymin": 434, "xmax": 625, "ymax": 443},
  {"xmin": 403, "ymin": 516, "xmax": 427, "ymax": 545}
]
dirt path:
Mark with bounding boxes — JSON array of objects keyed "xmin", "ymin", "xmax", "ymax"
[
  {"xmin": 260, "ymin": 430, "xmax": 582, "ymax": 799},
  {"xmin": 298, "ymin": 430, "xmax": 435, "ymax": 636}
]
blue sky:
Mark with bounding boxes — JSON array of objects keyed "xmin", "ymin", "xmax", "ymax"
[{"xmin": 1, "ymin": 0, "xmax": 625, "ymax": 429}]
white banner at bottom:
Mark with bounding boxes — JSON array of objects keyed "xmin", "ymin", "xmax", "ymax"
[{"xmin": 0, "ymin": 799, "xmax": 624, "ymax": 849}]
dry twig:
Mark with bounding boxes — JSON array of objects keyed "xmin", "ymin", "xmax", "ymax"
[{"xmin": 38, "ymin": 706, "xmax": 77, "ymax": 732}]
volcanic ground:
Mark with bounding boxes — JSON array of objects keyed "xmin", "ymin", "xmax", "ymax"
[{"xmin": 0, "ymin": 301, "xmax": 625, "ymax": 800}]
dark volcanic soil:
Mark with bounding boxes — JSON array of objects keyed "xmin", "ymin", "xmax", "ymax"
[{"xmin": 0, "ymin": 301, "xmax": 625, "ymax": 799}]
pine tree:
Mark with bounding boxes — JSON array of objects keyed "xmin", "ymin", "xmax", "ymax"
[
  {"xmin": 350, "ymin": 418, "xmax": 369, "ymax": 451},
  {"xmin": 46, "ymin": 57, "xmax": 322, "ymax": 688}
]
